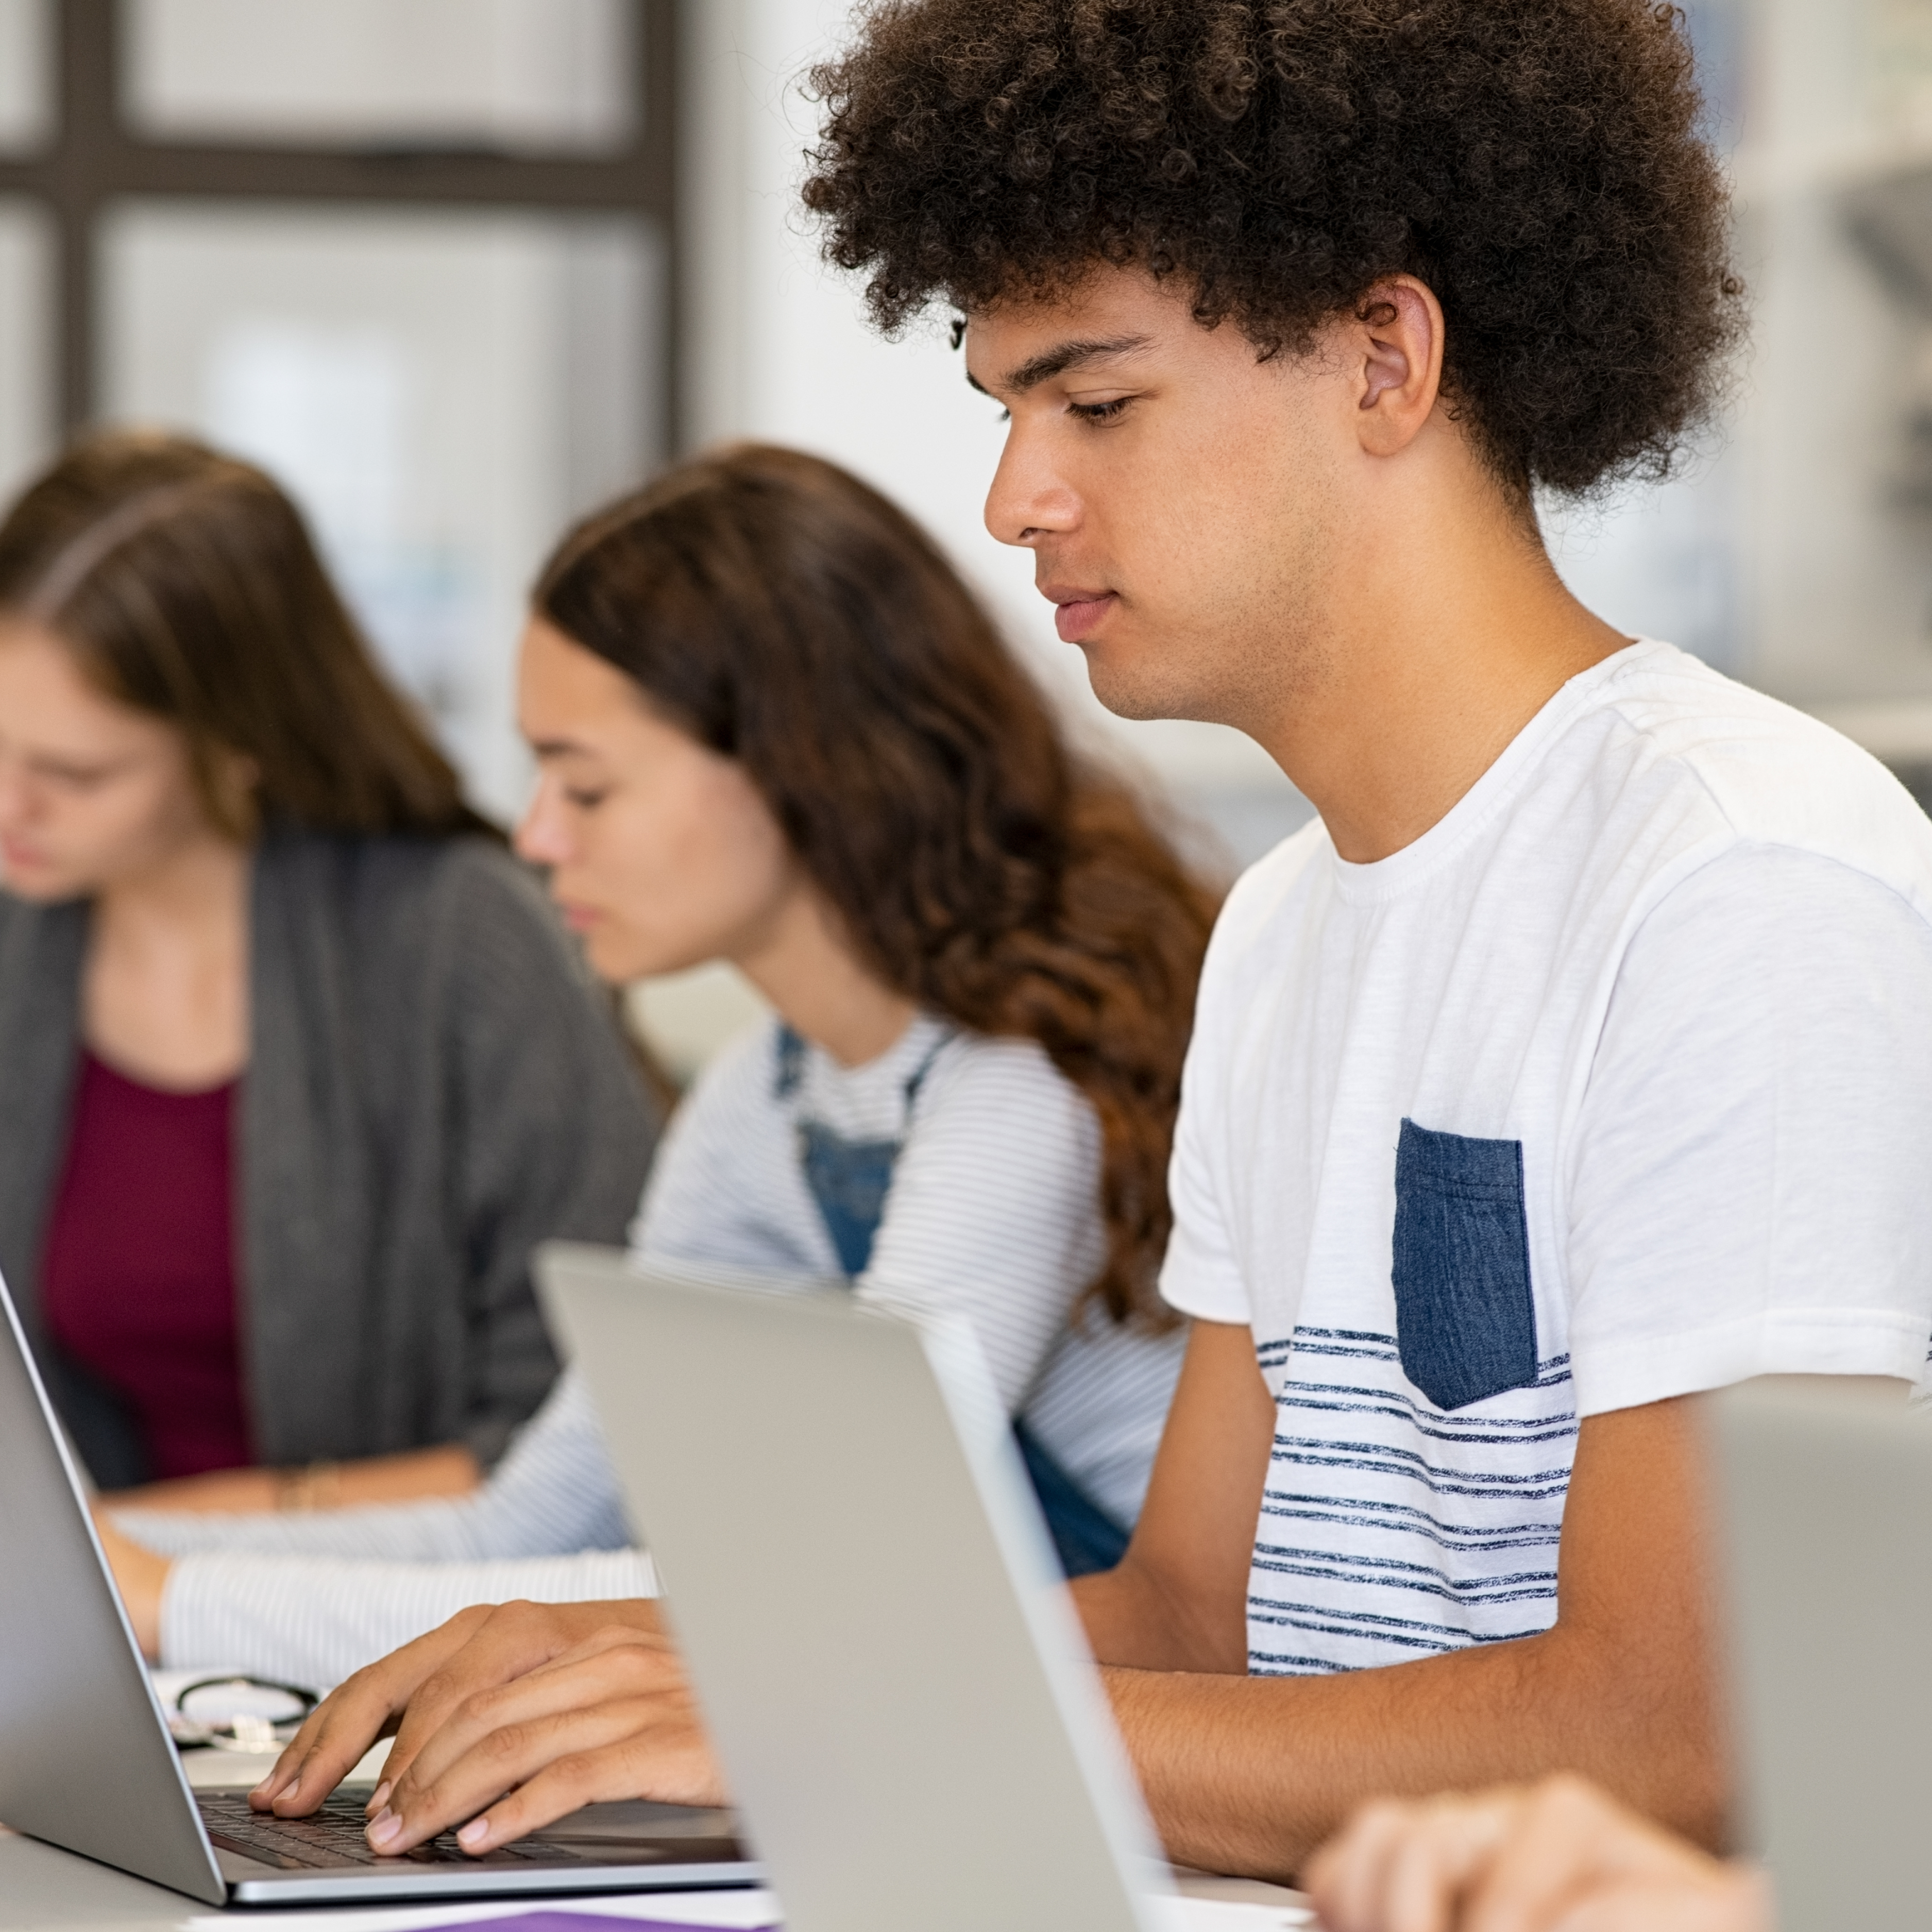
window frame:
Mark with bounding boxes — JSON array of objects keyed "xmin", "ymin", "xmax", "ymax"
[{"xmin": 0, "ymin": 0, "xmax": 678, "ymax": 441}]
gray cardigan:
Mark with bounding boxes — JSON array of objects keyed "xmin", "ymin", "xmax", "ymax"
[{"xmin": 0, "ymin": 830, "xmax": 658, "ymax": 1487}]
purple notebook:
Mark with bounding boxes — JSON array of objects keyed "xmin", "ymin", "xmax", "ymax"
[{"xmin": 419, "ymin": 1915, "xmax": 776, "ymax": 1932}]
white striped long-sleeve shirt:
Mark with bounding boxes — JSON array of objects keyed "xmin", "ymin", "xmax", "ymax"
[{"xmin": 120, "ymin": 1017, "xmax": 1185, "ymax": 1687}]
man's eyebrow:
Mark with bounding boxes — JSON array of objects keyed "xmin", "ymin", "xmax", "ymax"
[
  {"xmin": 527, "ymin": 736, "xmax": 595, "ymax": 761},
  {"xmin": 972, "ymin": 333, "xmax": 1155, "ymax": 396}
]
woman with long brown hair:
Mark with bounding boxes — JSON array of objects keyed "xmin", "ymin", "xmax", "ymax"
[
  {"xmin": 0, "ymin": 432, "xmax": 656, "ymax": 1501},
  {"xmin": 104, "ymin": 443, "xmax": 1219, "ymax": 1692}
]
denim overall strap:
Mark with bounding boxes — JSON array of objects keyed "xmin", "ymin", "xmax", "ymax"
[
  {"xmin": 773, "ymin": 1024, "xmax": 807, "ymax": 1099},
  {"xmin": 772, "ymin": 1022, "xmax": 1129, "ymax": 1576},
  {"xmin": 1012, "ymin": 1420, "xmax": 1130, "ymax": 1577},
  {"xmin": 774, "ymin": 1025, "xmax": 948, "ymax": 1276}
]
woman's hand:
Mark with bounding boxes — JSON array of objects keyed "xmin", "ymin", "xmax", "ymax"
[
  {"xmin": 250, "ymin": 1598, "xmax": 722, "ymax": 1856},
  {"xmin": 1303, "ymin": 1775, "xmax": 1771, "ymax": 1932},
  {"xmin": 91, "ymin": 1511, "xmax": 171, "ymax": 1658}
]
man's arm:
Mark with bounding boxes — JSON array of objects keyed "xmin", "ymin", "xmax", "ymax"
[
  {"xmin": 243, "ymin": 1332, "xmax": 1269, "ymax": 1853},
  {"xmin": 250, "ymin": 1322, "xmax": 1724, "ymax": 1876},
  {"xmin": 1083, "ymin": 1324, "xmax": 1726, "ymax": 1882},
  {"xmin": 1073, "ymin": 1317, "xmax": 1273, "ymax": 1673}
]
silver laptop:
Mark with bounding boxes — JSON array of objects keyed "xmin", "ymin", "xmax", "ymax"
[
  {"xmin": 1712, "ymin": 1376, "xmax": 1932, "ymax": 1932},
  {"xmin": 538, "ymin": 1242, "xmax": 1178, "ymax": 1932},
  {"xmin": 0, "ymin": 1266, "xmax": 758, "ymax": 1906}
]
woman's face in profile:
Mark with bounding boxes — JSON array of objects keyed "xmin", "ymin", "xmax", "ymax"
[
  {"xmin": 514, "ymin": 617, "xmax": 800, "ymax": 985},
  {"xmin": 0, "ymin": 622, "xmax": 216, "ymax": 903}
]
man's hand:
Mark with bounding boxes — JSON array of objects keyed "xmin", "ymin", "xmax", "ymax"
[
  {"xmin": 1304, "ymin": 1775, "xmax": 1771, "ymax": 1932},
  {"xmin": 250, "ymin": 1603, "xmax": 498, "ymax": 1818},
  {"xmin": 92, "ymin": 1511, "xmax": 170, "ymax": 1658},
  {"xmin": 250, "ymin": 1598, "xmax": 726, "ymax": 1857},
  {"xmin": 364, "ymin": 1617, "xmax": 726, "ymax": 1855}
]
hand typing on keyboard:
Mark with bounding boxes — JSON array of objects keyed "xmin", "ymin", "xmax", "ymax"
[
  {"xmin": 247, "ymin": 1599, "xmax": 730, "ymax": 1861},
  {"xmin": 200, "ymin": 1790, "xmax": 595, "ymax": 1868}
]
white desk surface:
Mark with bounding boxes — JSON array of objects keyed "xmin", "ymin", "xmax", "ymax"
[{"xmin": 1, "ymin": 1753, "xmax": 1313, "ymax": 1931}]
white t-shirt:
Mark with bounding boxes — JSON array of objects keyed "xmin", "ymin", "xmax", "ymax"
[{"xmin": 1160, "ymin": 640, "xmax": 1932, "ymax": 1676}]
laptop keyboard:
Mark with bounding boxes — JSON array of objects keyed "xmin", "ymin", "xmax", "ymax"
[{"xmin": 197, "ymin": 1789, "xmax": 592, "ymax": 1870}]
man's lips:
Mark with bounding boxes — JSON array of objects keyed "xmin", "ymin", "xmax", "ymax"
[{"xmin": 1046, "ymin": 589, "xmax": 1117, "ymax": 643}]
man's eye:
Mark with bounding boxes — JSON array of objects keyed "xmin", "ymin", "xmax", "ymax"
[
  {"xmin": 565, "ymin": 788, "xmax": 609, "ymax": 809},
  {"xmin": 1069, "ymin": 397, "xmax": 1132, "ymax": 423}
]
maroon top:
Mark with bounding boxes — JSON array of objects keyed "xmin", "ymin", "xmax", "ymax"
[{"xmin": 41, "ymin": 1052, "xmax": 253, "ymax": 1480}]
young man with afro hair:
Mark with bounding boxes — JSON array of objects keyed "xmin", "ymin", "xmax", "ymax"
[{"xmin": 248, "ymin": 0, "xmax": 1932, "ymax": 1894}]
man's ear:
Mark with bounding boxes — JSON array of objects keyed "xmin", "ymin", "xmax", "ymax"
[{"xmin": 1351, "ymin": 276, "xmax": 1446, "ymax": 458}]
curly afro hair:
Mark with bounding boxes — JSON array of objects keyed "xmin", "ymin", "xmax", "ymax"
[{"xmin": 801, "ymin": 0, "xmax": 1744, "ymax": 497}]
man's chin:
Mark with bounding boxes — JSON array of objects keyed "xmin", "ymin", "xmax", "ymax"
[{"xmin": 1080, "ymin": 642, "xmax": 1214, "ymax": 726}]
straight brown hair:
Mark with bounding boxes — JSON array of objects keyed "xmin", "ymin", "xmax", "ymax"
[
  {"xmin": 536, "ymin": 442, "xmax": 1219, "ymax": 1327},
  {"xmin": 0, "ymin": 431, "xmax": 489, "ymax": 840}
]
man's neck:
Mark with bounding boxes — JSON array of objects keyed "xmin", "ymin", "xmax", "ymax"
[{"xmin": 1252, "ymin": 483, "xmax": 1629, "ymax": 866}]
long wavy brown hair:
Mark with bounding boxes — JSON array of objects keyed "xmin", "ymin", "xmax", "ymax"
[
  {"xmin": 0, "ymin": 431, "xmax": 488, "ymax": 840},
  {"xmin": 536, "ymin": 443, "xmax": 1218, "ymax": 1327}
]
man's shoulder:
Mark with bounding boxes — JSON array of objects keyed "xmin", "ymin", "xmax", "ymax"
[
  {"xmin": 1170, "ymin": 821, "xmax": 1335, "ymax": 1076},
  {"xmin": 1578, "ymin": 642, "xmax": 1932, "ymax": 912},
  {"xmin": 1210, "ymin": 818, "xmax": 1333, "ymax": 956}
]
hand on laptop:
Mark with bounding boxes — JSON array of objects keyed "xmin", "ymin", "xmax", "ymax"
[
  {"xmin": 1303, "ymin": 1774, "xmax": 1770, "ymax": 1932},
  {"xmin": 251, "ymin": 1597, "xmax": 728, "ymax": 1856}
]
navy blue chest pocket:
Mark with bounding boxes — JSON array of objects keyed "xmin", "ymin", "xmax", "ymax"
[{"xmin": 1391, "ymin": 1119, "xmax": 1538, "ymax": 1412}]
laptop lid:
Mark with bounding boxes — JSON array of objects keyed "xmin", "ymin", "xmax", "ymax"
[
  {"xmin": 0, "ymin": 1264, "xmax": 759, "ymax": 1907},
  {"xmin": 0, "ymin": 1268, "xmax": 229, "ymax": 1906},
  {"xmin": 1711, "ymin": 1377, "xmax": 1932, "ymax": 1932},
  {"xmin": 538, "ymin": 1242, "xmax": 1176, "ymax": 1932}
]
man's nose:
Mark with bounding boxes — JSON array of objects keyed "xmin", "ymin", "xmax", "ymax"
[{"xmin": 984, "ymin": 428, "xmax": 1080, "ymax": 549}]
